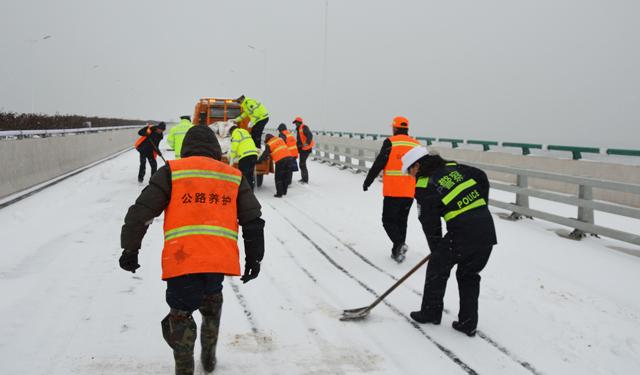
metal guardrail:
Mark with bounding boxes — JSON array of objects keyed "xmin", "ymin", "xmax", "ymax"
[
  {"xmin": 311, "ymin": 135, "xmax": 640, "ymax": 246},
  {"xmin": 311, "ymin": 130, "xmax": 640, "ymax": 160},
  {"xmin": 0, "ymin": 125, "xmax": 141, "ymax": 140}
]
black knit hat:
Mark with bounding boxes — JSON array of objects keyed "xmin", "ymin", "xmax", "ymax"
[
  {"xmin": 180, "ymin": 115, "xmax": 191, "ymax": 121},
  {"xmin": 181, "ymin": 125, "xmax": 222, "ymax": 160},
  {"xmin": 157, "ymin": 122, "xmax": 166, "ymax": 130},
  {"xmin": 277, "ymin": 123, "xmax": 287, "ymax": 131}
]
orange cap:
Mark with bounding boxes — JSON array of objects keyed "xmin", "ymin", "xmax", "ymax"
[
  {"xmin": 392, "ymin": 116, "xmax": 409, "ymax": 129},
  {"xmin": 293, "ymin": 116, "xmax": 304, "ymax": 124}
]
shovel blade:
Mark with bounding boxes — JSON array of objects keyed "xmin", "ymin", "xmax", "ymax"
[{"xmin": 340, "ymin": 306, "xmax": 371, "ymax": 321}]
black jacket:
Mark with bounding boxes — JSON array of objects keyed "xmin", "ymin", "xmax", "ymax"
[
  {"xmin": 121, "ymin": 126, "xmax": 265, "ymax": 265},
  {"xmin": 415, "ymin": 163, "xmax": 497, "ymax": 252},
  {"xmin": 363, "ymin": 138, "xmax": 392, "ymax": 188},
  {"xmin": 136, "ymin": 125, "xmax": 164, "ymax": 155}
]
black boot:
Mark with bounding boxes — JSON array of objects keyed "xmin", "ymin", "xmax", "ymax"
[
  {"xmin": 390, "ymin": 243, "xmax": 405, "ymax": 263},
  {"xmin": 199, "ymin": 293, "xmax": 223, "ymax": 373},
  {"xmin": 452, "ymin": 321, "xmax": 477, "ymax": 337},
  {"xmin": 410, "ymin": 310, "xmax": 441, "ymax": 325},
  {"xmin": 161, "ymin": 309, "xmax": 197, "ymax": 375}
]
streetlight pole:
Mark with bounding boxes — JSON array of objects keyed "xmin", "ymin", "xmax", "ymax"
[
  {"xmin": 28, "ymin": 35, "xmax": 52, "ymax": 114},
  {"xmin": 247, "ymin": 44, "xmax": 267, "ymax": 96},
  {"xmin": 321, "ymin": 0, "xmax": 329, "ymax": 130}
]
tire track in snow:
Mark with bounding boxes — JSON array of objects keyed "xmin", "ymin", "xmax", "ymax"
[
  {"xmin": 229, "ymin": 278, "xmax": 259, "ymax": 335},
  {"xmin": 271, "ymin": 234, "xmax": 318, "ymax": 283},
  {"xmin": 281, "ymin": 200, "xmax": 543, "ymax": 375},
  {"xmin": 268, "ymin": 203, "xmax": 478, "ymax": 375}
]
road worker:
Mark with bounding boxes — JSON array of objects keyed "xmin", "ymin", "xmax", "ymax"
[
  {"xmin": 402, "ymin": 146, "xmax": 496, "ymax": 337},
  {"xmin": 362, "ymin": 116, "xmax": 420, "ymax": 262},
  {"xmin": 232, "ymin": 95, "xmax": 269, "ymax": 148},
  {"xmin": 167, "ymin": 116, "xmax": 194, "ymax": 159},
  {"xmin": 119, "ymin": 125, "xmax": 265, "ymax": 374}
]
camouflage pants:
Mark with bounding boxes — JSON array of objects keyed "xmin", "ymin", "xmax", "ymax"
[
  {"xmin": 161, "ymin": 293, "xmax": 223, "ymax": 375},
  {"xmin": 199, "ymin": 293, "xmax": 223, "ymax": 373},
  {"xmin": 162, "ymin": 309, "xmax": 197, "ymax": 375}
]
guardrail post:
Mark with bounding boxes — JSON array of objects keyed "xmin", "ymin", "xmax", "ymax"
[
  {"xmin": 332, "ymin": 145, "xmax": 341, "ymax": 165},
  {"xmin": 343, "ymin": 146, "xmax": 352, "ymax": 169},
  {"xmin": 323, "ymin": 144, "xmax": 330, "ymax": 163},
  {"xmin": 357, "ymin": 148, "xmax": 366, "ymax": 173},
  {"xmin": 506, "ymin": 174, "xmax": 529, "ymax": 220},
  {"xmin": 569, "ymin": 185, "xmax": 595, "ymax": 239}
]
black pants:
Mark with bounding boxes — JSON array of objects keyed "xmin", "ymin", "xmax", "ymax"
[
  {"xmin": 138, "ymin": 151, "xmax": 157, "ymax": 181},
  {"xmin": 251, "ymin": 118, "xmax": 269, "ymax": 148},
  {"xmin": 382, "ymin": 196, "xmax": 413, "ymax": 247},
  {"xmin": 238, "ymin": 155, "xmax": 257, "ymax": 190},
  {"xmin": 299, "ymin": 150, "xmax": 311, "ymax": 182},
  {"xmin": 287, "ymin": 158, "xmax": 298, "ymax": 186},
  {"xmin": 421, "ymin": 241, "xmax": 493, "ymax": 329},
  {"xmin": 166, "ymin": 273, "xmax": 224, "ymax": 313},
  {"xmin": 275, "ymin": 158, "xmax": 292, "ymax": 196}
]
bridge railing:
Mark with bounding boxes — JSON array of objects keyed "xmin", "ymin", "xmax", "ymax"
[{"xmin": 311, "ymin": 134, "xmax": 640, "ymax": 247}]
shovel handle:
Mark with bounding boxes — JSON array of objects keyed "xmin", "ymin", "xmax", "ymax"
[{"xmin": 369, "ymin": 254, "xmax": 431, "ymax": 310}]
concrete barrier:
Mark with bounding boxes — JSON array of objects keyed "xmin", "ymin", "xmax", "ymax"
[{"xmin": 0, "ymin": 128, "xmax": 136, "ymax": 198}]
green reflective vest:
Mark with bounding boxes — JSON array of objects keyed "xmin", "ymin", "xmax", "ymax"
[
  {"xmin": 230, "ymin": 128, "xmax": 258, "ymax": 162},
  {"xmin": 234, "ymin": 98, "xmax": 269, "ymax": 124},
  {"xmin": 167, "ymin": 119, "xmax": 194, "ymax": 159}
]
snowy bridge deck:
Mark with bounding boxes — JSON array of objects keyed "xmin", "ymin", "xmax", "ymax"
[{"xmin": 1, "ymin": 149, "xmax": 639, "ymax": 374}]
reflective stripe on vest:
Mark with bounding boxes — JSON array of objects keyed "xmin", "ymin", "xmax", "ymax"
[
  {"xmin": 165, "ymin": 225, "xmax": 238, "ymax": 242},
  {"xmin": 442, "ymin": 179, "xmax": 477, "ymax": 205},
  {"xmin": 267, "ymin": 137, "xmax": 291, "ymax": 163},
  {"xmin": 444, "ymin": 198, "xmax": 487, "ymax": 222},
  {"xmin": 416, "ymin": 177, "xmax": 429, "ymax": 188},
  {"xmin": 172, "ymin": 170, "xmax": 242, "ymax": 185},
  {"xmin": 162, "ymin": 156, "xmax": 241, "ymax": 279},
  {"xmin": 382, "ymin": 134, "xmax": 420, "ymax": 197}
]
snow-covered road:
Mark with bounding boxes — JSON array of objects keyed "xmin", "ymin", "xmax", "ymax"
[{"xmin": 1, "ymin": 149, "xmax": 639, "ymax": 374}]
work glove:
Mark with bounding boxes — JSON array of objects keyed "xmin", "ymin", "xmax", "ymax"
[
  {"xmin": 119, "ymin": 249, "xmax": 140, "ymax": 273},
  {"xmin": 362, "ymin": 183, "xmax": 369, "ymax": 192},
  {"xmin": 240, "ymin": 260, "xmax": 261, "ymax": 283}
]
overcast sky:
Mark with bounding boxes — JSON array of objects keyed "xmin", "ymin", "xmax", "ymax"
[{"xmin": 1, "ymin": 0, "xmax": 639, "ymax": 147}]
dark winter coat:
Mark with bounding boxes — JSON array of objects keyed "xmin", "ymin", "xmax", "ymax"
[
  {"xmin": 136, "ymin": 125, "xmax": 164, "ymax": 155},
  {"xmin": 121, "ymin": 126, "xmax": 265, "ymax": 264},
  {"xmin": 415, "ymin": 162, "xmax": 497, "ymax": 252},
  {"xmin": 363, "ymin": 138, "xmax": 392, "ymax": 188}
]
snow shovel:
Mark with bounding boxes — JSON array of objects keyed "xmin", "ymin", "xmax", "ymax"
[
  {"xmin": 340, "ymin": 254, "xmax": 431, "ymax": 321},
  {"xmin": 150, "ymin": 141, "xmax": 167, "ymax": 164}
]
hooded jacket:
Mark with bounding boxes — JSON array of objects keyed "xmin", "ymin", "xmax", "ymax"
[{"xmin": 121, "ymin": 126, "xmax": 265, "ymax": 265}]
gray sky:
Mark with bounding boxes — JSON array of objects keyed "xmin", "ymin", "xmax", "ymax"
[{"xmin": 1, "ymin": 0, "xmax": 639, "ymax": 147}]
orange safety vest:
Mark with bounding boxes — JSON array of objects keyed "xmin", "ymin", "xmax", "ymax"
[
  {"xmin": 134, "ymin": 126, "xmax": 151, "ymax": 149},
  {"xmin": 281, "ymin": 130, "xmax": 299, "ymax": 158},
  {"xmin": 162, "ymin": 156, "xmax": 243, "ymax": 280},
  {"xmin": 134, "ymin": 126, "xmax": 158, "ymax": 159},
  {"xmin": 297, "ymin": 124, "xmax": 315, "ymax": 151},
  {"xmin": 266, "ymin": 136, "xmax": 291, "ymax": 163},
  {"xmin": 382, "ymin": 134, "xmax": 420, "ymax": 197}
]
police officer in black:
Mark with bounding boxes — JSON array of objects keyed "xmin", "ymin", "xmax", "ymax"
[{"xmin": 401, "ymin": 147, "xmax": 496, "ymax": 337}]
